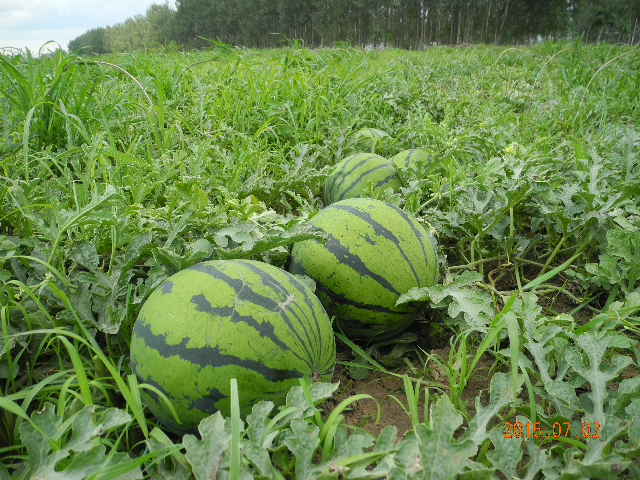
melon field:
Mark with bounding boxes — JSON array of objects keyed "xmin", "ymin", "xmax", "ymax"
[{"xmin": 0, "ymin": 42, "xmax": 639, "ymax": 479}]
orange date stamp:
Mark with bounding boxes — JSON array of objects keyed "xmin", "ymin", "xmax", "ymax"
[{"xmin": 503, "ymin": 421, "xmax": 601, "ymax": 439}]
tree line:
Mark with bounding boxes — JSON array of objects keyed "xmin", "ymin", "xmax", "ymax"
[{"xmin": 69, "ymin": 0, "xmax": 640, "ymax": 53}]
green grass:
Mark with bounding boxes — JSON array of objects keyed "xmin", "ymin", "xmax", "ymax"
[{"xmin": 0, "ymin": 41, "xmax": 640, "ymax": 478}]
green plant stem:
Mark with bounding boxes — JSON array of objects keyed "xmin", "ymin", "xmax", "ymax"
[
  {"xmin": 538, "ymin": 234, "xmax": 567, "ymax": 278},
  {"xmin": 509, "ymin": 206, "xmax": 514, "ymax": 237},
  {"xmin": 448, "ymin": 157, "xmax": 454, "ymax": 211},
  {"xmin": 518, "ymin": 258, "xmax": 547, "ymax": 268},
  {"xmin": 469, "ymin": 237, "xmax": 475, "ymax": 267},
  {"xmin": 539, "ymin": 243, "xmax": 583, "ymax": 259},
  {"xmin": 533, "ymin": 236, "xmax": 589, "ymax": 294},
  {"xmin": 474, "ymin": 281, "xmax": 503, "ymax": 298},
  {"xmin": 230, "ymin": 378, "xmax": 241, "ymax": 480},
  {"xmin": 514, "ymin": 263, "xmax": 524, "ymax": 296},
  {"xmin": 532, "ymin": 284, "xmax": 600, "ymax": 313},
  {"xmin": 108, "ymin": 222, "xmax": 116, "ymax": 276},
  {"xmin": 106, "ymin": 334, "xmax": 115, "ymax": 359},
  {"xmin": 46, "ymin": 232, "xmax": 65, "ymax": 273}
]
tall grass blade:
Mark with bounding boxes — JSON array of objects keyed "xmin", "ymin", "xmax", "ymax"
[
  {"xmin": 229, "ymin": 378, "xmax": 241, "ymax": 480},
  {"xmin": 505, "ymin": 313, "xmax": 520, "ymax": 407},
  {"xmin": 57, "ymin": 336, "xmax": 93, "ymax": 406},
  {"xmin": 318, "ymin": 394, "xmax": 377, "ymax": 442}
]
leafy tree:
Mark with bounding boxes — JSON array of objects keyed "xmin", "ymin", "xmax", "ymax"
[
  {"xmin": 146, "ymin": 1, "xmax": 177, "ymax": 45},
  {"xmin": 68, "ymin": 27, "xmax": 109, "ymax": 54},
  {"xmin": 105, "ymin": 15, "xmax": 155, "ymax": 52},
  {"xmin": 572, "ymin": 0, "xmax": 640, "ymax": 43},
  {"xmin": 70, "ymin": 0, "xmax": 640, "ymax": 51}
]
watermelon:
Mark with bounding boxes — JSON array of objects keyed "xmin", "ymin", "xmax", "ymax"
[
  {"xmin": 289, "ymin": 198, "xmax": 438, "ymax": 341},
  {"xmin": 131, "ymin": 259, "xmax": 336, "ymax": 434},
  {"xmin": 323, "ymin": 153, "xmax": 401, "ymax": 206},
  {"xmin": 391, "ymin": 149, "xmax": 433, "ymax": 186},
  {"xmin": 391, "ymin": 149, "xmax": 432, "ymax": 170}
]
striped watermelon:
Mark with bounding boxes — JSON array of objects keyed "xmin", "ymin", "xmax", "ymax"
[
  {"xmin": 289, "ymin": 198, "xmax": 438, "ymax": 341},
  {"xmin": 131, "ymin": 259, "xmax": 336, "ymax": 434},
  {"xmin": 391, "ymin": 149, "xmax": 432, "ymax": 170},
  {"xmin": 323, "ymin": 153, "xmax": 401, "ymax": 206},
  {"xmin": 391, "ymin": 149, "xmax": 433, "ymax": 186}
]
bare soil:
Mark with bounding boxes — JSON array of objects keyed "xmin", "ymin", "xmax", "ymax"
[
  {"xmin": 319, "ymin": 320, "xmax": 496, "ymax": 438},
  {"xmin": 318, "ymin": 272, "xmax": 639, "ymax": 441}
]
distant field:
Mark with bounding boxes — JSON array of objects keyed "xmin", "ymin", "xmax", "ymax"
[{"xmin": 1, "ymin": 43, "xmax": 640, "ymax": 479}]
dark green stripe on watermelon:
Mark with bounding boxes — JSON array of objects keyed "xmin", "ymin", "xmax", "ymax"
[
  {"xmin": 360, "ymin": 128, "xmax": 385, "ymax": 138},
  {"xmin": 311, "ymin": 275, "xmax": 420, "ymax": 315},
  {"xmin": 321, "ymin": 235, "xmax": 400, "ymax": 295},
  {"xmin": 324, "ymin": 154, "xmax": 380, "ymax": 204},
  {"xmin": 134, "ymin": 320, "xmax": 303, "ymax": 381},
  {"xmin": 238, "ymin": 261, "xmax": 329, "ymax": 367},
  {"xmin": 391, "ymin": 149, "xmax": 432, "ymax": 170},
  {"xmin": 385, "ymin": 202, "xmax": 438, "ymax": 286},
  {"xmin": 188, "ymin": 261, "xmax": 317, "ymax": 367},
  {"xmin": 328, "ymin": 203, "xmax": 423, "ymax": 288},
  {"xmin": 323, "ymin": 153, "xmax": 401, "ymax": 206},
  {"xmin": 289, "ymin": 198, "xmax": 438, "ymax": 340},
  {"xmin": 158, "ymin": 280, "xmax": 173, "ymax": 295},
  {"xmin": 130, "ymin": 259, "xmax": 336, "ymax": 435},
  {"xmin": 333, "ymin": 160, "xmax": 388, "ymax": 202},
  {"xmin": 391, "ymin": 149, "xmax": 432, "ymax": 186}
]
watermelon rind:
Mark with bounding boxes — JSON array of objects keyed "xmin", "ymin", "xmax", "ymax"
[
  {"xmin": 323, "ymin": 153, "xmax": 402, "ymax": 206},
  {"xmin": 131, "ymin": 259, "xmax": 336, "ymax": 434},
  {"xmin": 290, "ymin": 198, "xmax": 438, "ymax": 341},
  {"xmin": 391, "ymin": 149, "xmax": 433, "ymax": 186},
  {"xmin": 391, "ymin": 148, "xmax": 432, "ymax": 170}
]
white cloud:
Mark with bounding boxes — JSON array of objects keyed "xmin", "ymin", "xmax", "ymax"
[{"xmin": 0, "ymin": 0, "xmax": 176, "ymax": 52}]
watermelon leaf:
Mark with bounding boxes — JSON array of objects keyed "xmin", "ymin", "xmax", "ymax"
[
  {"xmin": 283, "ymin": 419, "xmax": 321, "ymax": 480},
  {"xmin": 353, "ymin": 127, "xmax": 390, "ymax": 153},
  {"xmin": 69, "ymin": 242, "xmax": 101, "ymax": 272},
  {"xmin": 308, "ymin": 382, "xmax": 340, "ymax": 405},
  {"xmin": 486, "ymin": 427, "xmax": 522, "ymax": 480},
  {"xmin": 185, "ymin": 238, "xmax": 214, "ymax": 262},
  {"xmin": 19, "ymin": 404, "xmax": 142, "ymax": 480},
  {"xmin": 144, "ymin": 437, "xmax": 192, "ymax": 480},
  {"xmin": 214, "ymin": 221, "xmax": 326, "ymax": 260},
  {"xmin": 464, "ymin": 372, "xmax": 523, "ymax": 445},
  {"xmin": 183, "ymin": 412, "xmax": 232, "ymax": 480},
  {"xmin": 412, "ymin": 395, "xmax": 478, "ymax": 480},
  {"xmin": 151, "ymin": 239, "xmax": 214, "ymax": 275},
  {"xmin": 585, "ymin": 225, "xmax": 640, "ymax": 294},
  {"xmin": 245, "ymin": 401, "xmax": 275, "ymax": 446},
  {"xmin": 396, "ymin": 271, "xmax": 494, "ymax": 329},
  {"xmin": 285, "ymin": 386, "xmax": 318, "ymax": 418},
  {"xmin": 565, "ymin": 330, "xmax": 633, "ymax": 425}
]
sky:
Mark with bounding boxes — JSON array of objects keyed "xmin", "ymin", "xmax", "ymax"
[{"xmin": 0, "ymin": 0, "xmax": 176, "ymax": 54}]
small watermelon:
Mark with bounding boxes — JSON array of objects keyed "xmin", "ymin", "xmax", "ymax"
[
  {"xmin": 289, "ymin": 198, "xmax": 438, "ymax": 341},
  {"xmin": 391, "ymin": 149, "xmax": 433, "ymax": 186},
  {"xmin": 131, "ymin": 259, "xmax": 336, "ymax": 434},
  {"xmin": 391, "ymin": 148, "xmax": 432, "ymax": 170},
  {"xmin": 323, "ymin": 153, "xmax": 401, "ymax": 206}
]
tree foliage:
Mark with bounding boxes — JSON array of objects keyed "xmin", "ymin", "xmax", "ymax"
[
  {"xmin": 68, "ymin": 27, "xmax": 109, "ymax": 54},
  {"xmin": 69, "ymin": 0, "xmax": 640, "ymax": 52}
]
